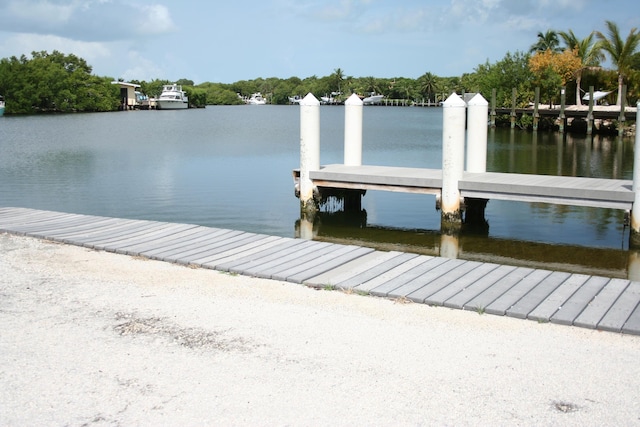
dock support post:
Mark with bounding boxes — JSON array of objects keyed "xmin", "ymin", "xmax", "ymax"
[
  {"xmin": 630, "ymin": 102, "xmax": 640, "ymax": 248},
  {"xmin": 533, "ymin": 87, "xmax": 540, "ymax": 131},
  {"xmin": 440, "ymin": 93, "xmax": 466, "ymax": 231},
  {"xmin": 489, "ymin": 88, "xmax": 496, "ymax": 128},
  {"xmin": 618, "ymin": 85, "xmax": 627, "ymax": 136},
  {"xmin": 558, "ymin": 86, "xmax": 566, "ymax": 133},
  {"xmin": 299, "ymin": 93, "xmax": 321, "ymax": 216},
  {"xmin": 344, "ymin": 93, "xmax": 363, "ymax": 166},
  {"xmin": 587, "ymin": 86, "xmax": 594, "ymax": 135},
  {"xmin": 510, "ymin": 88, "xmax": 517, "ymax": 129}
]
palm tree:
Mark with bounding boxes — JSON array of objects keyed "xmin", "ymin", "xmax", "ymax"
[
  {"xmin": 596, "ymin": 21, "xmax": 640, "ymax": 106},
  {"xmin": 419, "ymin": 72, "xmax": 437, "ymax": 103},
  {"xmin": 558, "ymin": 29, "xmax": 604, "ymax": 105},
  {"xmin": 530, "ymin": 30, "xmax": 561, "ymax": 53}
]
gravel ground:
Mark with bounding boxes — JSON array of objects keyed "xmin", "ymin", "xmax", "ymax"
[{"xmin": 1, "ymin": 232, "xmax": 639, "ymax": 426}]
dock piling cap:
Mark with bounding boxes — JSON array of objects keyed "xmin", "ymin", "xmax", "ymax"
[
  {"xmin": 443, "ymin": 93, "xmax": 466, "ymax": 108},
  {"xmin": 345, "ymin": 93, "xmax": 363, "ymax": 106},
  {"xmin": 300, "ymin": 93, "xmax": 319, "ymax": 106},
  {"xmin": 467, "ymin": 93, "xmax": 488, "ymax": 107}
]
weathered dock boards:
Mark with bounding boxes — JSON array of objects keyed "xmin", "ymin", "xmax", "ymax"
[
  {"xmin": 1, "ymin": 207, "xmax": 639, "ymax": 335},
  {"xmin": 303, "ymin": 165, "xmax": 634, "ymax": 210}
]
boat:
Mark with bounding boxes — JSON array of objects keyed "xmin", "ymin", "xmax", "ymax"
[
  {"xmin": 247, "ymin": 93, "xmax": 266, "ymax": 105},
  {"xmin": 0, "ymin": 95, "xmax": 5, "ymax": 116},
  {"xmin": 155, "ymin": 84, "xmax": 189, "ymax": 110},
  {"xmin": 363, "ymin": 93, "xmax": 384, "ymax": 105},
  {"xmin": 321, "ymin": 91, "xmax": 342, "ymax": 105},
  {"xmin": 288, "ymin": 95, "xmax": 302, "ymax": 104}
]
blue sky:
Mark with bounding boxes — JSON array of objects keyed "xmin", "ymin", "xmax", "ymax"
[{"xmin": 0, "ymin": 0, "xmax": 638, "ymax": 84}]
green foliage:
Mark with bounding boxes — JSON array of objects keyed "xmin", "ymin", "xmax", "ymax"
[
  {"xmin": 0, "ymin": 51, "xmax": 119, "ymax": 113},
  {"xmin": 469, "ymin": 51, "xmax": 535, "ymax": 107}
]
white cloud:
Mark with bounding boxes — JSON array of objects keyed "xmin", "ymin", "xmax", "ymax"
[
  {"xmin": 0, "ymin": 33, "xmax": 111, "ymax": 64},
  {"xmin": 120, "ymin": 51, "xmax": 166, "ymax": 82}
]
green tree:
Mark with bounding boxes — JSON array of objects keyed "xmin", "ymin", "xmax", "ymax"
[
  {"xmin": 418, "ymin": 72, "xmax": 437, "ymax": 102},
  {"xmin": 596, "ymin": 20, "xmax": 640, "ymax": 106}
]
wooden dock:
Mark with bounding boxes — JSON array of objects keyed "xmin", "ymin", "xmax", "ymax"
[
  {"xmin": 1, "ymin": 207, "xmax": 639, "ymax": 335},
  {"xmin": 301, "ymin": 164, "xmax": 634, "ymax": 210}
]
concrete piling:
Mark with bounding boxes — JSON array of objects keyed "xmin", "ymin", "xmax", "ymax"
[
  {"xmin": 630, "ymin": 102, "xmax": 640, "ymax": 248},
  {"xmin": 440, "ymin": 93, "xmax": 466, "ymax": 227},
  {"xmin": 344, "ymin": 93, "xmax": 363, "ymax": 166},
  {"xmin": 466, "ymin": 94, "xmax": 488, "ymax": 173},
  {"xmin": 299, "ymin": 93, "xmax": 320, "ymax": 215}
]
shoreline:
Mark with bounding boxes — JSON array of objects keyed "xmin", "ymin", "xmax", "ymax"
[{"xmin": 2, "ymin": 233, "xmax": 639, "ymax": 425}]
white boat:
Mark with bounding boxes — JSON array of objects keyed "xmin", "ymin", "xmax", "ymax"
[
  {"xmin": 363, "ymin": 93, "xmax": 384, "ymax": 105},
  {"xmin": 0, "ymin": 95, "xmax": 5, "ymax": 116},
  {"xmin": 288, "ymin": 95, "xmax": 302, "ymax": 104},
  {"xmin": 247, "ymin": 93, "xmax": 266, "ymax": 105},
  {"xmin": 156, "ymin": 84, "xmax": 189, "ymax": 110},
  {"xmin": 321, "ymin": 91, "xmax": 342, "ymax": 105}
]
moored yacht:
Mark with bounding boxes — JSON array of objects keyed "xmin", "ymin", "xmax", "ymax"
[{"xmin": 156, "ymin": 84, "xmax": 189, "ymax": 110}]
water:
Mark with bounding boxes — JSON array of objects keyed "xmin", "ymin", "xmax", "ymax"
[{"xmin": 0, "ymin": 106, "xmax": 636, "ymax": 278}]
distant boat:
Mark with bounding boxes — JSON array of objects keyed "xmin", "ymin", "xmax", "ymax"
[
  {"xmin": 288, "ymin": 95, "xmax": 302, "ymax": 104},
  {"xmin": 156, "ymin": 84, "xmax": 189, "ymax": 110},
  {"xmin": 247, "ymin": 93, "xmax": 266, "ymax": 105},
  {"xmin": 321, "ymin": 91, "xmax": 342, "ymax": 105},
  {"xmin": 0, "ymin": 95, "xmax": 5, "ymax": 116},
  {"xmin": 363, "ymin": 93, "xmax": 384, "ymax": 105},
  {"xmin": 582, "ymin": 91, "xmax": 612, "ymax": 103}
]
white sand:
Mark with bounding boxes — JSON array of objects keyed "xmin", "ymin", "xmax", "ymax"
[{"xmin": 1, "ymin": 233, "xmax": 639, "ymax": 426}]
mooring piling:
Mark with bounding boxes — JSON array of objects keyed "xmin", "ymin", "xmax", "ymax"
[
  {"xmin": 299, "ymin": 93, "xmax": 320, "ymax": 214},
  {"xmin": 440, "ymin": 93, "xmax": 467, "ymax": 226},
  {"xmin": 630, "ymin": 102, "xmax": 640, "ymax": 247},
  {"xmin": 466, "ymin": 93, "xmax": 488, "ymax": 173},
  {"xmin": 344, "ymin": 93, "xmax": 363, "ymax": 166}
]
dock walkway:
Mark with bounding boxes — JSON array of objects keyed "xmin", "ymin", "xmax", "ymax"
[
  {"xmin": 305, "ymin": 164, "xmax": 634, "ymax": 210},
  {"xmin": 1, "ymin": 206, "xmax": 639, "ymax": 335}
]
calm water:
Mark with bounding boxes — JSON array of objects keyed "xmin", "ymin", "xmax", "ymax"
[{"xmin": 0, "ymin": 106, "xmax": 637, "ymax": 278}]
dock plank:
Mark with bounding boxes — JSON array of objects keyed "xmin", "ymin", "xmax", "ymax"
[
  {"xmin": 369, "ymin": 257, "xmax": 450, "ymax": 298},
  {"xmin": 573, "ymin": 278, "xmax": 631, "ymax": 329},
  {"xmin": 505, "ymin": 271, "xmax": 571, "ymax": 319},
  {"xmin": 386, "ymin": 258, "xmax": 465, "ymax": 300},
  {"xmin": 598, "ymin": 281, "xmax": 640, "ymax": 332},
  {"xmin": 304, "ymin": 251, "xmax": 405, "ymax": 288},
  {"xmin": 354, "ymin": 255, "xmax": 433, "ymax": 293},
  {"xmin": 425, "ymin": 263, "xmax": 501, "ymax": 306},
  {"xmin": 550, "ymin": 276, "xmax": 611, "ymax": 326},
  {"xmin": 337, "ymin": 252, "xmax": 421, "ymax": 289},
  {"xmin": 467, "ymin": 267, "xmax": 536, "ymax": 315},
  {"xmin": 443, "ymin": 264, "xmax": 517, "ymax": 310}
]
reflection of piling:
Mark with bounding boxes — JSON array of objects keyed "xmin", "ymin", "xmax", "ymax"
[
  {"xmin": 299, "ymin": 93, "xmax": 320, "ymax": 216},
  {"xmin": 586, "ymin": 86, "xmax": 594, "ymax": 135},
  {"xmin": 558, "ymin": 87, "xmax": 566, "ymax": 133},
  {"xmin": 532, "ymin": 87, "xmax": 540, "ymax": 131},
  {"xmin": 630, "ymin": 102, "xmax": 640, "ymax": 248}
]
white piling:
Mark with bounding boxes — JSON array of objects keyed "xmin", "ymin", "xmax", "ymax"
[
  {"xmin": 630, "ymin": 102, "xmax": 640, "ymax": 242},
  {"xmin": 344, "ymin": 93, "xmax": 363, "ymax": 166},
  {"xmin": 466, "ymin": 93, "xmax": 488, "ymax": 173},
  {"xmin": 441, "ymin": 93, "xmax": 467, "ymax": 222},
  {"xmin": 299, "ymin": 93, "xmax": 320, "ymax": 207}
]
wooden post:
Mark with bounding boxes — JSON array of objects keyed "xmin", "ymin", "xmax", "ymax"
[
  {"xmin": 510, "ymin": 87, "xmax": 517, "ymax": 129},
  {"xmin": 587, "ymin": 86, "xmax": 594, "ymax": 135},
  {"xmin": 559, "ymin": 86, "xmax": 566, "ymax": 133},
  {"xmin": 630, "ymin": 102, "xmax": 640, "ymax": 248},
  {"xmin": 618, "ymin": 85, "xmax": 627, "ymax": 136},
  {"xmin": 466, "ymin": 93, "xmax": 488, "ymax": 173},
  {"xmin": 490, "ymin": 88, "xmax": 496, "ymax": 128},
  {"xmin": 344, "ymin": 93, "xmax": 363, "ymax": 166},
  {"xmin": 440, "ymin": 93, "xmax": 466, "ymax": 228},
  {"xmin": 299, "ymin": 93, "xmax": 320, "ymax": 215},
  {"xmin": 533, "ymin": 87, "xmax": 540, "ymax": 131}
]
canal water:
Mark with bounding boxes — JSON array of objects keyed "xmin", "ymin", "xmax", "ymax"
[{"xmin": 0, "ymin": 106, "xmax": 636, "ymax": 278}]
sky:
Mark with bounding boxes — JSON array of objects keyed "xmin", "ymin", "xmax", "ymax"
[{"xmin": 0, "ymin": 0, "xmax": 638, "ymax": 85}]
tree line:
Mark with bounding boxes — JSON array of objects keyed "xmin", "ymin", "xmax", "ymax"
[{"xmin": 0, "ymin": 20, "xmax": 638, "ymax": 114}]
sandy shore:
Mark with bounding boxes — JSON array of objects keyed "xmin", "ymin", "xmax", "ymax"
[{"xmin": 1, "ymin": 232, "xmax": 639, "ymax": 426}]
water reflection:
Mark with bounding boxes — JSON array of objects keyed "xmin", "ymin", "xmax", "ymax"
[{"xmin": 296, "ymin": 209, "xmax": 639, "ymax": 280}]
